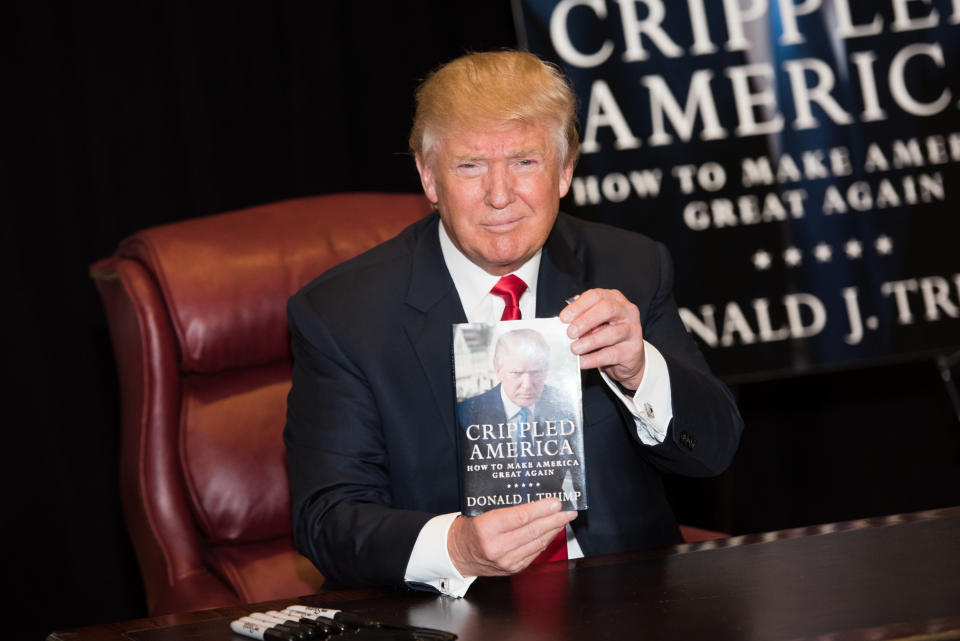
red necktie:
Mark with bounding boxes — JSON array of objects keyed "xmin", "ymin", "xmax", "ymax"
[
  {"xmin": 490, "ymin": 275, "xmax": 526, "ymax": 321},
  {"xmin": 534, "ymin": 529, "xmax": 568, "ymax": 562},
  {"xmin": 490, "ymin": 275, "xmax": 567, "ymax": 564}
]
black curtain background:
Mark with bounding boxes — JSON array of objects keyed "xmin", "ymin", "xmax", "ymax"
[{"xmin": 5, "ymin": 3, "xmax": 958, "ymax": 639}]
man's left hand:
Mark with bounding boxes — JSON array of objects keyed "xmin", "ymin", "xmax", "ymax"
[{"xmin": 559, "ymin": 288, "xmax": 646, "ymax": 391}]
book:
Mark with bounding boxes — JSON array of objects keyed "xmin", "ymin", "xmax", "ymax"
[{"xmin": 452, "ymin": 317, "xmax": 587, "ymax": 516}]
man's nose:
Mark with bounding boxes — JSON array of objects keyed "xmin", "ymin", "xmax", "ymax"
[{"xmin": 484, "ymin": 163, "xmax": 514, "ymax": 210}]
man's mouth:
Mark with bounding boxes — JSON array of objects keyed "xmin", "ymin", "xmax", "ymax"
[{"xmin": 481, "ymin": 217, "xmax": 523, "ymax": 232}]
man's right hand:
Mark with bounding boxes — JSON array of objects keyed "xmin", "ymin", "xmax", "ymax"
[{"xmin": 447, "ymin": 498, "xmax": 578, "ymax": 577}]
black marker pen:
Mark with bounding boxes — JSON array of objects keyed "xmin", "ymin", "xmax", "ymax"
[
  {"xmin": 284, "ymin": 605, "xmax": 340, "ymax": 620},
  {"xmin": 267, "ymin": 608, "xmax": 332, "ymax": 639},
  {"xmin": 248, "ymin": 612, "xmax": 311, "ymax": 640},
  {"xmin": 280, "ymin": 607, "xmax": 338, "ymax": 636},
  {"xmin": 283, "ymin": 605, "xmax": 457, "ymax": 641},
  {"xmin": 263, "ymin": 610, "xmax": 326, "ymax": 638},
  {"xmin": 231, "ymin": 616, "xmax": 297, "ymax": 641},
  {"xmin": 291, "ymin": 605, "xmax": 385, "ymax": 631},
  {"xmin": 283, "ymin": 605, "xmax": 349, "ymax": 633}
]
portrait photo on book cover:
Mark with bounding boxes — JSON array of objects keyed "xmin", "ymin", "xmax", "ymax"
[{"xmin": 452, "ymin": 317, "xmax": 587, "ymax": 515}]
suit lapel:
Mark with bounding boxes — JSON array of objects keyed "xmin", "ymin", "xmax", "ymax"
[
  {"xmin": 536, "ymin": 214, "xmax": 592, "ymax": 317},
  {"xmin": 403, "ymin": 215, "xmax": 466, "ymax": 448}
]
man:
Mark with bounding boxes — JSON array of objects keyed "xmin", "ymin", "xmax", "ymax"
[{"xmin": 284, "ymin": 50, "xmax": 743, "ymax": 597}]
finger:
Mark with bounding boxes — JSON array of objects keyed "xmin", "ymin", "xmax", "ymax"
[
  {"xmin": 490, "ymin": 498, "xmax": 564, "ymax": 535},
  {"xmin": 571, "ymin": 320, "xmax": 632, "ymax": 358},
  {"xmin": 499, "ymin": 525, "xmax": 567, "ymax": 571},
  {"xmin": 492, "ymin": 512, "xmax": 578, "ymax": 571},
  {"xmin": 503, "ymin": 508, "xmax": 578, "ymax": 552},
  {"xmin": 559, "ymin": 290, "xmax": 609, "ymax": 333},
  {"xmin": 558, "ymin": 289, "xmax": 601, "ymax": 322},
  {"xmin": 578, "ymin": 344, "xmax": 628, "ymax": 371},
  {"xmin": 563, "ymin": 291, "xmax": 632, "ymax": 341},
  {"xmin": 559, "ymin": 290, "xmax": 617, "ymax": 338},
  {"xmin": 468, "ymin": 499, "xmax": 563, "ymax": 558}
]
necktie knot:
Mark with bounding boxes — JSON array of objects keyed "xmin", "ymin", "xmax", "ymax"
[{"xmin": 491, "ymin": 275, "xmax": 527, "ymax": 321}]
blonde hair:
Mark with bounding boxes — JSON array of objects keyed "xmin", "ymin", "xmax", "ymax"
[
  {"xmin": 409, "ymin": 50, "xmax": 579, "ymax": 167},
  {"xmin": 493, "ymin": 329, "xmax": 550, "ymax": 371}
]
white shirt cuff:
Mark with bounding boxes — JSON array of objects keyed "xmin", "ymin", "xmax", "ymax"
[
  {"xmin": 403, "ymin": 512, "xmax": 477, "ymax": 597},
  {"xmin": 600, "ymin": 341, "xmax": 673, "ymax": 445}
]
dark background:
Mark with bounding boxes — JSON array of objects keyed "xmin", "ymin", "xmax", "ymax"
[{"xmin": 5, "ymin": 3, "xmax": 958, "ymax": 640}]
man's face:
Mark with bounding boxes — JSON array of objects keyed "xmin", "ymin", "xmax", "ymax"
[
  {"xmin": 415, "ymin": 121, "xmax": 574, "ymax": 276},
  {"xmin": 496, "ymin": 352, "xmax": 548, "ymax": 408}
]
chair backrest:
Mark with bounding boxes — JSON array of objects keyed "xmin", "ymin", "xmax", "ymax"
[{"xmin": 91, "ymin": 193, "xmax": 433, "ymax": 615}]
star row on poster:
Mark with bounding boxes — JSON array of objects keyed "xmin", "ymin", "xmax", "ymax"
[
  {"xmin": 751, "ymin": 235, "xmax": 894, "ymax": 271},
  {"xmin": 504, "ymin": 482, "xmax": 542, "ymax": 489}
]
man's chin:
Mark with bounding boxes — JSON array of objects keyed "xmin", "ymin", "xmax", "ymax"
[{"xmin": 474, "ymin": 241, "xmax": 538, "ymax": 275}]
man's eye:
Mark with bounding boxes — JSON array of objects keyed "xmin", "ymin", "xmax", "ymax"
[{"xmin": 456, "ymin": 163, "xmax": 483, "ymax": 176}]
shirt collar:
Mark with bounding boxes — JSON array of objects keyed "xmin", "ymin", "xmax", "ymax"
[{"xmin": 438, "ymin": 220, "xmax": 541, "ymax": 322}]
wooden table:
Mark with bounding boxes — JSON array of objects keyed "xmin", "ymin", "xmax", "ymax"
[{"xmin": 48, "ymin": 507, "xmax": 960, "ymax": 641}]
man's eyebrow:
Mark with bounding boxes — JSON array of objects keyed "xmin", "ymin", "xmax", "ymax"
[
  {"xmin": 452, "ymin": 153, "xmax": 484, "ymax": 163},
  {"xmin": 450, "ymin": 148, "xmax": 544, "ymax": 164},
  {"xmin": 510, "ymin": 147, "xmax": 543, "ymax": 158}
]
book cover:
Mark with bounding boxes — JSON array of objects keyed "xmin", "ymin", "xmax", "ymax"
[{"xmin": 452, "ymin": 317, "xmax": 587, "ymax": 516}]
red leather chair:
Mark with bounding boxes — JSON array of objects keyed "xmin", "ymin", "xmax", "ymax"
[
  {"xmin": 92, "ymin": 191, "xmax": 725, "ymax": 615},
  {"xmin": 91, "ymin": 193, "xmax": 433, "ymax": 615}
]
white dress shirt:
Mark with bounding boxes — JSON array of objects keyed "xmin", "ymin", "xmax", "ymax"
[{"xmin": 403, "ymin": 221, "xmax": 674, "ymax": 597}]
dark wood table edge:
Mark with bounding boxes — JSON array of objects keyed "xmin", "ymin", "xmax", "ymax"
[
  {"xmin": 523, "ymin": 505, "xmax": 960, "ymax": 575},
  {"xmin": 47, "ymin": 506, "xmax": 960, "ymax": 641}
]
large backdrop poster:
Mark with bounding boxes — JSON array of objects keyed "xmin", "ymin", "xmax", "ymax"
[{"xmin": 515, "ymin": 0, "xmax": 960, "ymax": 381}]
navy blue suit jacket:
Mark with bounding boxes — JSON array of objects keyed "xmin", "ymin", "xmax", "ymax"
[{"xmin": 284, "ymin": 212, "xmax": 743, "ymax": 587}]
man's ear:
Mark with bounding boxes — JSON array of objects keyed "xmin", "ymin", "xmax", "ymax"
[
  {"xmin": 415, "ymin": 153, "xmax": 439, "ymax": 205},
  {"xmin": 558, "ymin": 159, "xmax": 575, "ymax": 198}
]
